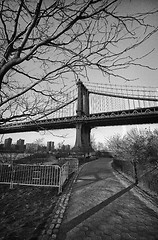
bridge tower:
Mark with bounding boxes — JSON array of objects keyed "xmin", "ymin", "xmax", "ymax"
[{"xmin": 73, "ymin": 80, "xmax": 93, "ymax": 154}]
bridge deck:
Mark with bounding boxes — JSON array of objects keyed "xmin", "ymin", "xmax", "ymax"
[{"xmin": 0, "ymin": 106, "xmax": 158, "ymax": 134}]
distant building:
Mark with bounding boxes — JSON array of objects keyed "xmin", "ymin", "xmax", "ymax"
[
  {"xmin": 65, "ymin": 144, "xmax": 70, "ymax": 151},
  {"xmin": 47, "ymin": 141, "xmax": 54, "ymax": 152},
  {"xmin": 17, "ymin": 139, "xmax": 25, "ymax": 152},
  {"xmin": 0, "ymin": 143, "xmax": 4, "ymax": 151},
  {"xmin": 61, "ymin": 144, "xmax": 70, "ymax": 151},
  {"xmin": 4, "ymin": 138, "xmax": 12, "ymax": 149},
  {"xmin": 11, "ymin": 144, "xmax": 17, "ymax": 151}
]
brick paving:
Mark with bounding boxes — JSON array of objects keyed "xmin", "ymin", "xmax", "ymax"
[
  {"xmin": 38, "ymin": 167, "xmax": 81, "ymax": 240},
  {"xmin": 56, "ymin": 158, "xmax": 158, "ymax": 240}
]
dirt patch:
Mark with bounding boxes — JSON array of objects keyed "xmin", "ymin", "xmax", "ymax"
[{"xmin": 0, "ymin": 184, "xmax": 58, "ymax": 240}]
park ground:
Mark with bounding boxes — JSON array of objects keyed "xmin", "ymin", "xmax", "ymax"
[
  {"xmin": 0, "ymin": 157, "xmax": 158, "ymax": 240},
  {"xmin": 0, "ymin": 185, "xmax": 58, "ymax": 240}
]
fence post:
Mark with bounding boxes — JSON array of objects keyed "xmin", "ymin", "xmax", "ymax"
[
  {"xmin": 10, "ymin": 163, "xmax": 14, "ymax": 189},
  {"xmin": 58, "ymin": 166, "xmax": 62, "ymax": 194}
]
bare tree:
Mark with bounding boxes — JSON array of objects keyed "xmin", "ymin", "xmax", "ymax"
[
  {"xmin": 34, "ymin": 137, "xmax": 44, "ymax": 146},
  {"xmin": 0, "ymin": 0, "xmax": 158, "ymax": 124},
  {"xmin": 90, "ymin": 133, "xmax": 97, "ymax": 150}
]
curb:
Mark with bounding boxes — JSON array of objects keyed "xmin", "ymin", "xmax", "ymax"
[
  {"xmin": 113, "ymin": 167, "xmax": 158, "ymax": 214},
  {"xmin": 38, "ymin": 163, "xmax": 85, "ymax": 240}
]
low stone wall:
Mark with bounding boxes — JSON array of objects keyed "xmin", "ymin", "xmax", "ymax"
[
  {"xmin": 138, "ymin": 167, "xmax": 158, "ymax": 196},
  {"xmin": 112, "ymin": 158, "xmax": 135, "ymax": 180},
  {"xmin": 112, "ymin": 158, "xmax": 158, "ymax": 196}
]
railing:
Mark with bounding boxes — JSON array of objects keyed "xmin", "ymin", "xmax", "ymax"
[
  {"xmin": 59, "ymin": 161, "xmax": 69, "ymax": 193},
  {"xmin": 0, "ymin": 158, "xmax": 78, "ymax": 193}
]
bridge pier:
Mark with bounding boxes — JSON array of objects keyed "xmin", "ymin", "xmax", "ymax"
[
  {"xmin": 72, "ymin": 80, "xmax": 93, "ymax": 154},
  {"xmin": 73, "ymin": 123, "xmax": 93, "ymax": 154}
]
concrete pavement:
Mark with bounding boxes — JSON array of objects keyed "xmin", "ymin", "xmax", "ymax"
[{"xmin": 57, "ymin": 158, "xmax": 158, "ymax": 240}]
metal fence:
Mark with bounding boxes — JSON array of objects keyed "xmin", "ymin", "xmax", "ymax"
[
  {"xmin": 0, "ymin": 158, "xmax": 78, "ymax": 193},
  {"xmin": 59, "ymin": 157, "xmax": 78, "ymax": 175}
]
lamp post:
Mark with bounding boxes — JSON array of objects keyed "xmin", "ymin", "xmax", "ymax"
[
  {"xmin": 133, "ymin": 142, "xmax": 139, "ymax": 184},
  {"xmin": 133, "ymin": 159, "xmax": 138, "ymax": 184}
]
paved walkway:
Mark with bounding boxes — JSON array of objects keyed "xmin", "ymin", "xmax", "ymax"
[{"xmin": 57, "ymin": 158, "xmax": 158, "ymax": 240}]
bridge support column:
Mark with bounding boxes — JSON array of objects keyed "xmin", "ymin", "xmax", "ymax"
[
  {"xmin": 73, "ymin": 123, "xmax": 93, "ymax": 154},
  {"xmin": 72, "ymin": 80, "xmax": 93, "ymax": 154}
]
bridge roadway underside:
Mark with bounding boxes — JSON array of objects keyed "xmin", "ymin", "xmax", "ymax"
[{"xmin": 0, "ymin": 107, "xmax": 158, "ymax": 134}]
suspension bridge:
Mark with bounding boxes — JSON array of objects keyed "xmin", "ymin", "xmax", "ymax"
[{"xmin": 0, "ymin": 80, "xmax": 158, "ymax": 152}]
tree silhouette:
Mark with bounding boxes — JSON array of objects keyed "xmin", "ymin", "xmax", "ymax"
[{"xmin": 0, "ymin": 0, "xmax": 158, "ymax": 124}]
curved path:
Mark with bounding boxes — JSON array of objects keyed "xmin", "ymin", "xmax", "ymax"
[{"xmin": 57, "ymin": 158, "xmax": 158, "ymax": 240}]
